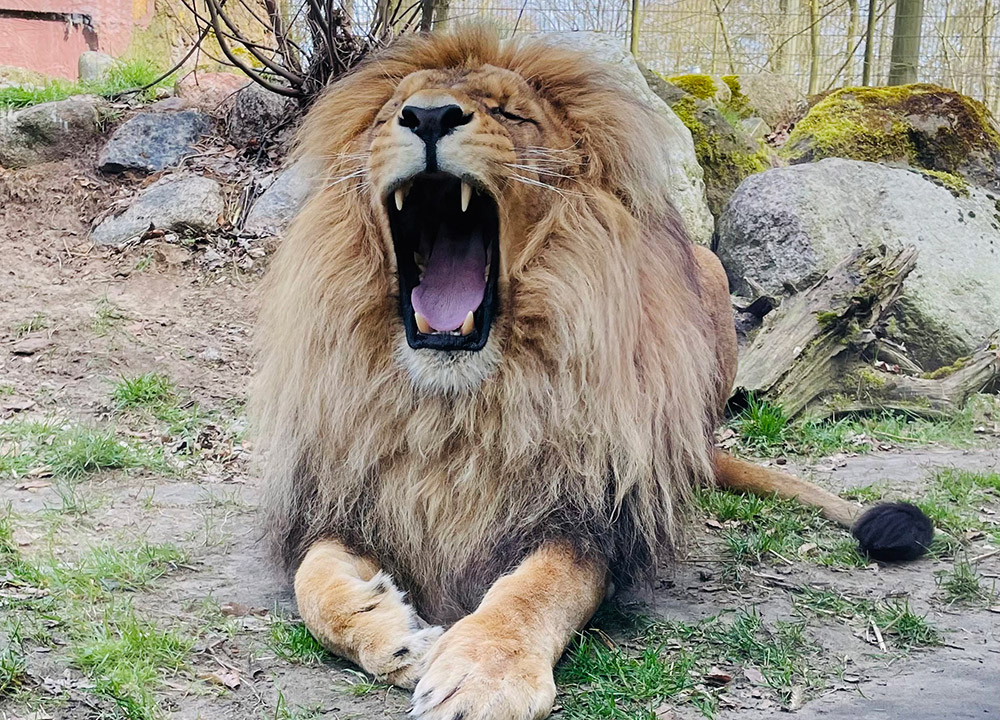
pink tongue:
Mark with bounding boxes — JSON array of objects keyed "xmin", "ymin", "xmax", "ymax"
[{"xmin": 411, "ymin": 227, "xmax": 486, "ymax": 332}]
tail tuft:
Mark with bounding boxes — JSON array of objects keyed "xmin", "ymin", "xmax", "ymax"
[{"xmin": 851, "ymin": 502, "xmax": 933, "ymax": 562}]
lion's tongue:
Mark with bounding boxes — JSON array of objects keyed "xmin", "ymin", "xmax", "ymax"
[{"xmin": 411, "ymin": 226, "xmax": 486, "ymax": 332}]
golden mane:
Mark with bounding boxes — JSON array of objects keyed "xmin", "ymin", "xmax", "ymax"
[{"xmin": 253, "ymin": 27, "xmax": 722, "ymax": 624}]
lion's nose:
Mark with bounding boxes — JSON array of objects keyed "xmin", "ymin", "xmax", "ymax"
[{"xmin": 399, "ymin": 104, "xmax": 472, "ymax": 147}]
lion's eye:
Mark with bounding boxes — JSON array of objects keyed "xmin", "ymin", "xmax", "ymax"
[{"xmin": 490, "ymin": 106, "xmax": 535, "ymax": 125}]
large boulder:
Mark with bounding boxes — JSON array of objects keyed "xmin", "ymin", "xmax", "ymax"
[
  {"xmin": 0, "ymin": 95, "xmax": 105, "ymax": 167},
  {"xmin": 98, "ymin": 110, "xmax": 213, "ymax": 173},
  {"xmin": 537, "ymin": 33, "xmax": 714, "ymax": 244},
  {"xmin": 91, "ymin": 174, "xmax": 224, "ymax": 245},
  {"xmin": 646, "ymin": 72, "xmax": 772, "ymax": 218},
  {"xmin": 244, "ymin": 160, "xmax": 315, "ymax": 236},
  {"xmin": 716, "ymin": 158, "xmax": 1000, "ymax": 368},
  {"xmin": 783, "ymin": 84, "xmax": 1000, "ymax": 192},
  {"xmin": 226, "ymin": 83, "xmax": 291, "ymax": 149}
]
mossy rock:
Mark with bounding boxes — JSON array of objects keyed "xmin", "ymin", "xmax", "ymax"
[
  {"xmin": 783, "ymin": 84, "xmax": 1000, "ymax": 192},
  {"xmin": 643, "ymin": 70, "xmax": 774, "ymax": 217}
]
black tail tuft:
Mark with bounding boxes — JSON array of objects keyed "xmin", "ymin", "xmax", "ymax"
[{"xmin": 851, "ymin": 502, "xmax": 934, "ymax": 562}]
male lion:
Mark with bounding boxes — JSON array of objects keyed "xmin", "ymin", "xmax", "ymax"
[{"xmin": 253, "ymin": 27, "xmax": 932, "ymax": 720}]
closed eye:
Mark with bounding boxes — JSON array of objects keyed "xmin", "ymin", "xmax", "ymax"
[{"xmin": 491, "ymin": 106, "xmax": 537, "ymax": 125}]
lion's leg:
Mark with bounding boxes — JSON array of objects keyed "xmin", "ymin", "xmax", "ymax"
[
  {"xmin": 294, "ymin": 539, "xmax": 443, "ymax": 689},
  {"xmin": 411, "ymin": 543, "xmax": 607, "ymax": 720}
]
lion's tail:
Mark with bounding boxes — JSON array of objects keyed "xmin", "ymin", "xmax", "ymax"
[{"xmin": 713, "ymin": 451, "xmax": 934, "ymax": 562}]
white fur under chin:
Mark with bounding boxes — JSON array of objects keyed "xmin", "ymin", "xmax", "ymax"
[{"xmin": 396, "ymin": 334, "xmax": 502, "ymax": 395}]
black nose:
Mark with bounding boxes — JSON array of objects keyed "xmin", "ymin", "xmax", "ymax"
[{"xmin": 399, "ymin": 104, "xmax": 472, "ymax": 146}]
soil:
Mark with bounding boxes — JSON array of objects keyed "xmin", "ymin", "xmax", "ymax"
[{"xmin": 1, "ymin": 157, "xmax": 998, "ymax": 720}]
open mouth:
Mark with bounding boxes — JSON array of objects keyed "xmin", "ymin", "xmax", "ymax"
[{"xmin": 387, "ymin": 173, "xmax": 500, "ymax": 352}]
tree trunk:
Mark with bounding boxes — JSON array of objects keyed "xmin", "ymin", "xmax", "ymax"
[
  {"xmin": 981, "ymin": 0, "xmax": 994, "ymax": 105},
  {"xmin": 629, "ymin": 0, "xmax": 641, "ymax": 56},
  {"xmin": 888, "ymin": 0, "xmax": 925, "ymax": 84},
  {"xmin": 808, "ymin": 0, "xmax": 820, "ymax": 93},
  {"xmin": 845, "ymin": 0, "xmax": 859, "ymax": 85},
  {"xmin": 862, "ymin": 0, "xmax": 878, "ymax": 84}
]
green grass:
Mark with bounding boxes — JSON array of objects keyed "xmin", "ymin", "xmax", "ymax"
[
  {"xmin": 935, "ymin": 558, "xmax": 996, "ymax": 606},
  {"xmin": 112, "ymin": 374, "xmax": 176, "ymax": 411},
  {"xmin": 0, "ymin": 419, "xmax": 162, "ymax": 481},
  {"xmin": 268, "ymin": 616, "xmax": 328, "ymax": 665},
  {"xmin": 0, "ymin": 55, "xmax": 172, "ymax": 110},
  {"xmin": 696, "ymin": 488, "xmax": 867, "ymax": 573},
  {"xmin": 72, "ymin": 601, "xmax": 193, "ymax": 719},
  {"xmin": 0, "ymin": 384, "xmax": 13, "ymax": 397},
  {"xmin": 93, "ymin": 297, "xmax": 129, "ymax": 336},
  {"xmin": 915, "ymin": 468, "xmax": 1000, "ymax": 543},
  {"xmin": 557, "ymin": 609, "xmax": 816, "ymax": 717},
  {"xmin": 11, "ymin": 313, "xmax": 48, "ymax": 338},
  {"xmin": 791, "ymin": 587, "xmax": 940, "ymax": 648},
  {"xmin": 0, "ymin": 511, "xmax": 192, "ymax": 718},
  {"xmin": 728, "ymin": 395, "xmax": 992, "ymax": 458},
  {"xmin": 0, "ymin": 620, "xmax": 27, "ymax": 696}
]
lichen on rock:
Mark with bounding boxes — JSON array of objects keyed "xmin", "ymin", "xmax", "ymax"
[{"xmin": 782, "ymin": 84, "xmax": 1000, "ymax": 191}]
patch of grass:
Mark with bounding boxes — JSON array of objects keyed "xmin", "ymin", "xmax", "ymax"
[
  {"xmin": 729, "ymin": 395, "xmax": 991, "ymax": 458},
  {"xmin": 696, "ymin": 488, "xmax": 867, "ymax": 573},
  {"xmin": 0, "ymin": 420, "xmax": 162, "ymax": 481},
  {"xmin": 112, "ymin": 374, "xmax": 176, "ymax": 411},
  {"xmin": 0, "ymin": 620, "xmax": 27, "ymax": 696},
  {"xmin": 935, "ymin": 558, "xmax": 995, "ymax": 606},
  {"xmin": 841, "ymin": 483, "xmax": 888, "ymax": 503},
  {"xmin": 270, "ymin": 690, "xmax": 324, "ymax": 720},
  {"xmin": 915, "ymin": 468, "xmax": 1000, "ymax": 541},
  {"xmin": 733, "ymin": 395, "xmax": 788, "ymax": 453},
  {"xmin": 93, "ymin": 297, "xmax": 128, "ymax": 336},
  {"xmin": 53, "ymin": 543, "xmax": 187, "ymax": 598},
  {"xmin": 268, "ymin": 616, "xmax": 328, "ymax": 665},
  {"xmin": 0, "ymin": 384, "xmax": 13, "ymax": 397},
  {"xmin": 0, "ymin": 56, "xmax": 172, "ymax": 110},
  {"xmin": 791, "ymin": 587, "xmax": 939, "ymax": 648},
  {"xmin": 72, "ymin": 600, "xmax": 192, "ymax": 719},
  {"xmin": 558, "ymin": 609, "xmax": 816, "ymax": 717},
  {"xmin": 11, "ymin": 313, "xmax": 48, "ymax": 338}
]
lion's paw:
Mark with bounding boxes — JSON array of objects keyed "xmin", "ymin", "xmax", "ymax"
[
  {"xmin": 346, "ymin": 573, "xmax": 444, "ymax": 690},
  {"xmin": 409, "ymin": 617, "xmax": 555, "ymax": 720}
]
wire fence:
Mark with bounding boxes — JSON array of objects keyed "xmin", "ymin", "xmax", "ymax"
[{"xmin": 419, "ymin": 0, "xmax": 1000, "ymax": 111}]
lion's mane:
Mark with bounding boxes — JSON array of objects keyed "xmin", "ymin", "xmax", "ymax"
[{"xmin": 253, "ymin": 27, "xmax": 722, "ymax": 624}]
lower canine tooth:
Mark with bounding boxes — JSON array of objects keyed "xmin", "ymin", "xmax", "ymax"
[
  {"xmin": 415, "ymin": 312, "xmax": 432, "ymax": 334},
  {"xmin": 460, "ymin": 311, "xmax": 475, "ymax": 336},
  {"xmin": 394, "ymin": 187, "xmax": 406, "ymax": 211},
  {"xmin": 461, "ymin": 182, "xmax": 471, "ymax": 213}
]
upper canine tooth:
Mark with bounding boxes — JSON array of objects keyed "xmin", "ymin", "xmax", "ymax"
[
  {"xmin": 394, "ymin": 187, "xmax": 406, "ymax": 211},
  {"xmin": 461, "ymin": 182, "xmax": 471, "ymax": 213},
  {"xmin": 415, "ymin": 312, "xmax": 432, "ymax": 334},
  {"xmin": 460, "ymin": 311, "xmax": 475, "ymax": 336}
]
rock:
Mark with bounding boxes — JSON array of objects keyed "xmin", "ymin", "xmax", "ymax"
[
  {"xmin": 782, "ymin": 84, "xmax": 1000, "ymax": 192},
  {"xmin": 11, "ymin": 336, "xmax": 52, "ymax": 355},
  {"xmin": 98, "ymin": 110, "xmax": 212, "ymax": 174},
  {"xmin": 643, "ymin": 72, "xmax": 772, "ymax": 218},
  {"xmin": 175, "ymin": 72, "xmax": 249, "ymax": 117},
  {"xmin": 226, "ymin": 83, "xmax": 291, "ymax": 148},
  {"xmin": 244, "ymin": 160, "xmax": 315, "ymax": 236},
  {"xmin": 537, "ymin": 33, "xmax": 714, "ymax": 243},
  {"xmin": 0, "ymin": 95, "xmax": 104, "ymax": 168},
  {"xmin": 716, "ymin": 158, "xmax": 1000, "ymax": 367},
  {"xmin": 91, "ymin": 174, "xmax": 223, "ymax": 245},
  {"xmin": 731, "ymin": 72, "xmax": 807, "ymax": 128},
  {"xmin": 78, "ymin": 51, "xmax": 115, "ymax": 84},
  {"xmin": 740, "ymin": 117, "xmax": 770, "ymax": 141}
]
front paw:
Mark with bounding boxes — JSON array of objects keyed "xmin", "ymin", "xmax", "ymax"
[
  {"xmin": 372, "ymin": 623, "xmax": 444, "ymax": 689},
  {"xmin": 409, "ymin": 616, "xmax": 555, "ymax": 720}
]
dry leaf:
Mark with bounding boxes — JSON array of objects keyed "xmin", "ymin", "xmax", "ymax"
[
  {"xmin": 744, "ymin": 667, "xmax": 766, "ymax": 686},
  {"xmin": 705, "ymin": 667, "xmax": 733, "ymax": 686},
  {"xmin": 15, "ymin": 480, "xmax": 52, "ymax": 490},
  {"xmin": 198, "ymin": 669, "xmax": 241, "ymax": 690}
]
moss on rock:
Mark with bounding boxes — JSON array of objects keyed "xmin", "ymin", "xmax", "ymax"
[
  {"xmin": 667, "ymin": 74, "xmax": 719, "ymax": 101},
  {"xmin": 783, "ymin": 84, "xmax": 1000, "ymax": 190}
]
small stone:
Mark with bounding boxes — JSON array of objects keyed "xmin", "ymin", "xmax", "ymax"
[
  {"xmin": 11, "ymin": 336, "xmax": 53, "ymax": 355},
  {"xmin": 0, "ymin": 96, "xmax": 105, "ymax": 167},
  {"xmin": 78, "ymin": 51, "xmax": 115, "ymax": 84},
  {"xmin": 226, "ymin": 83, "xmax": 290, "ymax": 148}
]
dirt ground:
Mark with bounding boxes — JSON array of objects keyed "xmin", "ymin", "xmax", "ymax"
[{"xmin": 1, "ymin": 158, "xmax": 998, "ymax": 720}]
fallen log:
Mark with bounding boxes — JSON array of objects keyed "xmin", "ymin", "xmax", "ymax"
[{"xmin": 734, "ymin": 243, "xmax": 1000, "ymax": 419}]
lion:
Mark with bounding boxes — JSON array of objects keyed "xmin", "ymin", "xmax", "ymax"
[{"xmin": 252, "ymin": 27, "xmax": 933, "ymax": 720}]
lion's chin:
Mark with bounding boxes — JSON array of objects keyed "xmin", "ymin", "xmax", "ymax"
[{"xmin": 395, "ymin": 332, "xmax": 502, "ymax": 395}]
